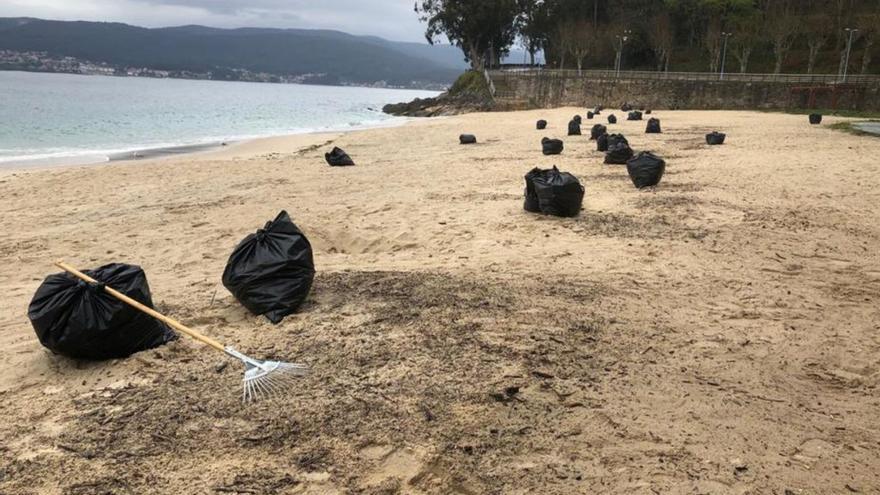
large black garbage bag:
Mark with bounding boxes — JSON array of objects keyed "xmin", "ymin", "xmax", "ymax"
[
  {"xmin": 645, "ymin": 109, "xmax": 653, "ymax": 115},
  {"xmin": 604, "ymin": 141, "xmax": 634, "ymax": 164},
  {"xmin": 542, "ymin": 137, "xmax": 564, "ymax": 155},
  {"xmin": 524, "ymin": 166, "xmax": 585, "ymax": 218},
  {"xmin": 568, "ymin": 120, "xmax": 581, "ymax": 136},
  {"xmin": 597, "ymin": 133, "xmax": 609, "ymax": 152},
  {"xmin": 627, "ymin": 111, "xmax": 643, "ymax": 121},
  {"xmin": 621, "ymin": 103, "xmax": 633, "ymax": 112},
  {"xmin": 607, "ymin": 133, "xmax": 629, "ymax": 148},
  {"xmin": 646, "ymin": 118, "xmax": 662, "ymax": 134},
  {"xmin": 608, "ymin": 114, "xmax": 618, "ymax": 124},
  {"xmin": 573, "ymin": 115, "xmax": 582, "ymax": 125},
  {"xmin": 536, "ymin": 119, "xmax": 548, "ymax": 130},
  {"xmin": 809, "ymin": 114, "xmax": 822, "ymax": 125},
  {"xmin": 706, "ymin": 131, "xmax": 726, "ymax": 145},
  {"xmin": 223, "ymin": 211, "xmax": 316, "ymax": 324},
  {"xmin": 325, "ymin": 147, "xmax": 355, "ymax": 167},
  {"xmin": 524, "ymin": 168, "xmax": 542, "ymax": 213},
  {"xmin": 28, "ymin": 264, "xmax": 177, "ymax": 360},
  {"xmin": 460, "ymin": 134, "xmax": 477, "ymax": 145},
  {"xmin": 626, "ymin": 151, "xmax": 666, "ymax": 189},
  {"xmin": 590, "ymin": 124, "xmax": 607, "ymax": 140},
  {"xmin": 587, "ymin": 111, "xmax": 594, "ymax": 120}
]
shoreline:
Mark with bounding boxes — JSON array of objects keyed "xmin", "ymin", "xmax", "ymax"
[{"xmin": 0, "ymin": 114, "xmax": 423, "ymax": 173}]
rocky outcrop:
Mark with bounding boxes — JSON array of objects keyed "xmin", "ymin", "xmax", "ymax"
[
  {"xmin": 382, "ymin": 93, "xmax": 494, "ymax": 117},
  {"xmin": 383, "ymin": 70, "xmax": 495, "ymax": 117}
]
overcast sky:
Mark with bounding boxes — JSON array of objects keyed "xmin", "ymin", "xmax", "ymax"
[{"xmin": 0, "ymin": 0, "xmax": 431, "ymax": 42}]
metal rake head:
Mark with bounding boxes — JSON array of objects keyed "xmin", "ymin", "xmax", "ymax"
[{"xmin": 225, "ymin": 347, "xmax": 309, "ymax": 403}]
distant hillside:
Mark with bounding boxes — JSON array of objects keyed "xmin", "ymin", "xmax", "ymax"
[{"xmin": 0, "ymin": 18, "xmax": 464, "ymax": 88}]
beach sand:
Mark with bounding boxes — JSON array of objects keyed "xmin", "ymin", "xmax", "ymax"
[{"xmin": 1, "ymin": 109, "xmax": 878, "ymax": 494}]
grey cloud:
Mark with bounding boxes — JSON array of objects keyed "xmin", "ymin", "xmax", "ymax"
[{"xmin": 0, "ymin": 0, "xmax": 427, "ymax": 41}]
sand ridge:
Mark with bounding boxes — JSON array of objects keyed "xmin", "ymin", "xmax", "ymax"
[{"xmin": 0, "ymin": 109, "xmax": 879, "ymax": 494}]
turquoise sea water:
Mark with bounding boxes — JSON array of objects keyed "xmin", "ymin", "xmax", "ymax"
[{"xmin": 0, "ymin": 71, "xmax": 439, "ymax": 167}]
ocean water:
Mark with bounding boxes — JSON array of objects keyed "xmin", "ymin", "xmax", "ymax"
[{"xmin": 0, "ymin": 71, "xmax": 439, "ymax": 167}]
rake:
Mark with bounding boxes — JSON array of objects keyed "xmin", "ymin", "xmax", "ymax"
[{"xmin": 55, "ymin": 261, "xmax": 309, "ymax": 403}]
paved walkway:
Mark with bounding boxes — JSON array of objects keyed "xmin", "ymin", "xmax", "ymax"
[{"xmin": 854, "ymin": 122, "xmax": 880, "ymax": 135}]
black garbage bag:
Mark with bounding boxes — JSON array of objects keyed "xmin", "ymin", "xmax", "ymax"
[
  {"xmin": 524, "ymin": 166, "xmax": 585, "ymax": 218},
  {"xmin": 621, "ymin": 103, "xmax": 633, "ymax": 112},
  {"xmin": 222, "ymin": 211, "xmax": 316, "ymax": 324},
  {"xmin": 626, "ymin": 151, "xmax": 666, "ymax": 189},
  {"xmin": 646, "ymin": 118, "xmax": 662, "ymax": 134},
  {"xmin": 627, "ymin": 111, "xmax": 643, "ymax": 121},
  {"xmin": 536, "ymin": 119, "xmax": 548, "ymax": 130},
  {"xmin": 604, "ymin": 141, "xmax": 634, "ymax": 165},
  {"xmin": 573, "ymin": 115, "xmax": 582, "ymax": 125},
  {"xmin": 460, "ymin": 134, "xmax": 477, "ymax": 145},
  {"xmin": 593, "ymin": 108, "xmax": 602, "ymax": 115},
  {"xmin": 524, "ymin": 168, "xmax": 542, "ymax": 213},
  {"xmin": 325, "ymin": 147, "xmax": 355, "ymax": 167},
  {"xmin": 28, "ymin": 264, "xmax": 177, "ymax": 360},
  {"xmin": 542, "ymin": 137, "xmax": 564, "ymax": 155},
  {"xmin": 706, "ymin": 131, "xmax": 726, "ymax": 145},
  {"xmin": 607, "ymin": 133, "xmax": 629, "ymax": 148},
  {"xmin": 809, "ymin": 114, "xmax": 822, "ymax": 125},
  {"xmin": 568, "ymin": 120, "xmax": 581, "ymax": 136},
  {"xmin": 597, "ymin": 133, "xmax": 609, "ymax": 152},
  {"xmin": 645, "ymin": 109, "xmax": 653, "ymax": 115},
  {"xmin": 587, "ymin": 111, "xmax": 594, "ymax": 119},
  {"xmin": 608, "ymin": 114, "xmax": 618, "ymax": 124},
  {"xmin": 590, "ymin": 124, "xmax": 607, "ymax": 140}
]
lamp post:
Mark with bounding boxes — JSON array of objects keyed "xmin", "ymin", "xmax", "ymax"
[
  {"xmin": 719, "ymin": 32, "xmax": 732, "ymax": 81},
  {"xmin": 615, "ymin": 30, "xmax": 632, "ymax": 78},
  {"xmin": 842, "ymin": 28, "xmax": 859, "ymax": 83}
]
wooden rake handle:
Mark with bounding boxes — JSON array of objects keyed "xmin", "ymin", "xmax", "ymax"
[{"xmin": 54, "ymin": 260, "xmax": 226, "ymax": 353}]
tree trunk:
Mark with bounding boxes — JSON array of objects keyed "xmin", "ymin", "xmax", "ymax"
[
  {"xmin": 468, "ymin": 43, "xmax": 484, "ymax": 71},
  {"xmin": 807, "ymin": 44, "xmax": 821, "ymax": 75},
  {"xmin": 735, "ymin": 47, "xmax": 751, "ymax": 73},
  {"xmin": 577, "ymin": 58, "xmax": 583, "ymax": 75},
  {"xmin": 862, "ymin": 38, "xmax": 874, "ymax": 75},
  {"xmin": 773, "ymin": 43, "xmax": 786, "ymax": 74},
  {"xmin": 664, "ymin": 52, "xmax": 670, "ymax": 72}
]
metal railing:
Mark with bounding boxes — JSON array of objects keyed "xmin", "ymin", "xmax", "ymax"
[{"xmin": 488, "ymin": 68, "xmax": 880, "ymax": 85}]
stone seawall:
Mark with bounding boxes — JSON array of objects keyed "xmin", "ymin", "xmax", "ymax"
[{"xmin": 491, "ymin": 72, "xmax": 880, "ymax": 111}]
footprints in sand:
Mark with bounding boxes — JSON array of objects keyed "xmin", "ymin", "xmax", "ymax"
[{"xmin": 358, "ymin": 444, "xmax": 478, "ymax": 494}]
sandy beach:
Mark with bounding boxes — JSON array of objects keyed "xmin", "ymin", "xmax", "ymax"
[{"xmin": 1, "ymin": 108, "xmax": 879, "ymax": 494}]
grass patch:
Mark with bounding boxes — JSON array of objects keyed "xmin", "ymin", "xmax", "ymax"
[{"xmin": 447, "ymin": 71, "xmax": 492, "ymax": 99}]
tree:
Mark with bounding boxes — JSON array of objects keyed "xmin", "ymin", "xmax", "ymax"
[
  {"xmin": 800, "ymin": 0, "xmax": 834, "ymax": 74},
  {"xmin": 704, "ymin": 19, "xmax": 723, "ymax": 72},
  {"xmin": 859, "ymin": 12, "xmax": 880, "ymax": 74},
  {"xmin": 561, "ymin": 19, "xmax": 597, "ymax": 74},
  {"xmin": 729, "ymin": 11, "xmax": 763, "ymax": 73},
  {"xmin": 416, "ymin": 0, "xmax": 520, "ymax": 71},
  {"xmin": 764, "ymin": 1, "xmax": 800, "ymax": 74},
  {"xmin": 516, "ymin": 0, "xmax": 549, "ymax": 65},
  {"xmin": 647, "ymin": 10, "xmax": 674, "ymax": 71}
]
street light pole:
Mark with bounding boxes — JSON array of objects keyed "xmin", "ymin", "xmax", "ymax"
[
  {"xmin": 842, "ymin": 28, "xmax": 859, "ymax": 83},
  {"xmin": 616, "ymin": 30, "xmax": 631, "ymax": 79},
  {"xmin": 719, "ymin": 32, "xmax": 732, "ymax": 81}
]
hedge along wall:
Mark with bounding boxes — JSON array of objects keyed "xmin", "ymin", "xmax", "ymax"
[{"xmin": 492, "ymin": 72, "xmax": 880, "ymax": 111}]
